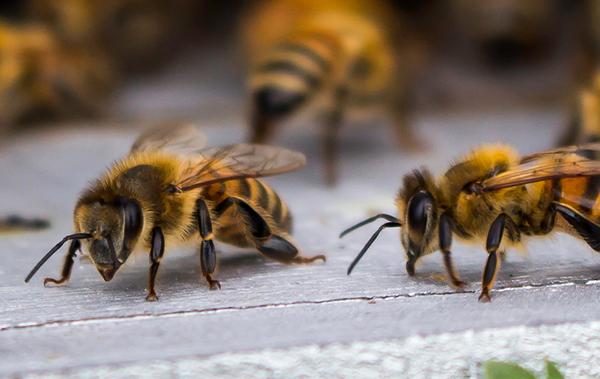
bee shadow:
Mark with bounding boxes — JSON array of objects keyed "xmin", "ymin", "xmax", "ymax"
[{"xmin": 101, "ymin": 249, "xmax": 292, "ymax": 295}]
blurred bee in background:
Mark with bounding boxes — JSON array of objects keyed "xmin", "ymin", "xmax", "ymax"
[
  {"xmin": 25, "ymin": 125, "xmax": 325, "ymax": 301},
  {"xmin": 341, "ymin": 143, "xmax": 600, "ymax": 302},
  {"xmin": 28, "ymin": 0, "xmax": 201, "ymax": 72},
  {"xmin": 0, "ymin": 21, "xmax": 113, "ymax": 128},
  {"xmin": 448, "ymin": 0, "xmax": 560, "ymax": 68},
  {"xmin": 560, "ymin": 72, "xmax": 600, "ymax": 146},
  {"xmin": 0, "ymin": 215, "xmax": 49, "ymax": 233},
  {"xmin": 241, "ymin": 0, "xmax": 427, "ymax": 185}
]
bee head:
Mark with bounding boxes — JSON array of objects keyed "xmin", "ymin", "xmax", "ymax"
[
  {"xmin": 397, "ymin": 169, "xmax": 439, "ymax": 275},
  {"xmin": 75, "ymin": 198, "xmax": 143, "ymax": 281}
]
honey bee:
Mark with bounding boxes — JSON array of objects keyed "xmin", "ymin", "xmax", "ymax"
[
  {"xmin": 243, "ymin": 0, "xmax": 423, "ymax": 185},
  {"xmin": 0, "ymin": 21, "xmax": 113, "ymax": 126},
  {"xmin": 0, "ymin": 215, "xmax": 49, "ymax": 233},
  {"xmin": 561, "ymin": 72, "xmax": 600, "ymax": 146},
  {"xmin": 341, "ymin": 143, "xmax": 600, "ymax": 301},
  {"xmin": 25, "ymin": 124, "xmax": 325, "ymax": 301}
]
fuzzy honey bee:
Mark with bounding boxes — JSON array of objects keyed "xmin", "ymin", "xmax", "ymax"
[
  {"xmin": 341, "ymin": 143, "xmax": 600, "ymax": 301},
  {"xmin": 0, "ymin": 21, "xmax": 113, "ymax": 127},
  {"xmin": 243, "ymin": 0, "xmax": 423, "ymax": 185},
  {"xmin": 25, "ymin": 125, "xmax": 325, "ymax": 301},
  {"xmin": 561, "ymin": 72, "xmax": 600, "ymax": 146}
]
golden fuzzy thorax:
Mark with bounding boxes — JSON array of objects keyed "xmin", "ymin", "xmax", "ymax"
[
  {"xmin": 74, "ymin": 152, "xmax": 200, "ymax": 251},
  {"xmin": 397, "ymin": 144, "xmax": 550, "ymax": 257}
]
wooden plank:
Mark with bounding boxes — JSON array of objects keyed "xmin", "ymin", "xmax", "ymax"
[{"xmin": 4, "ymin": 110, "xmax": 599, "ymax": 377}]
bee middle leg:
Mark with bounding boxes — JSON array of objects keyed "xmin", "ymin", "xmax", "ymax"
[
  {"xmin": 215, "ymin": 197, "xmax": 325, "ymax": 264},
  {"xmin": 479, "ymin": 213, "xmax": 520, "ymax": 302},
  {"xmin": 196, "ymin": 199, "xmax": 220, "ymax": 290},
  {"xmin": 438, "ymin": 212, "xmax": 466, "ymax": 289}
]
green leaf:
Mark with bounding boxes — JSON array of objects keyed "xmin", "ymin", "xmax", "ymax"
[
  {"xmin": 545, "ymin": 360, "xmax": 564, "ymax": 379},
  {"xmin": 483, "ymin": 361, "xmax": 537, "ymax": 379}
]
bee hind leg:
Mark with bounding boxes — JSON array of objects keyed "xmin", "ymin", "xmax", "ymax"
[
  {"xmin": 256, "ymin": 234, "xmax": 326, "ymax": 264},
  {"xmin": 555, "ymin": 203, "xmax": 600, "ymax": 251}
]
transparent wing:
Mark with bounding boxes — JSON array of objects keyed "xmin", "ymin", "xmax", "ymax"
[
  {"xmin": 130, "ymin": 123, "xmax": 207, "ymax": 155},
  {"xmin": 175, "ymin": 144, "xmax": 306, "ymax": 191},
  {"xmin": 519, "ymin": 143, "xmax": 600, "ymax": 163},
  {"xmin": 482, "ymin": 144, "xmax": 600, "ymax": 192}
]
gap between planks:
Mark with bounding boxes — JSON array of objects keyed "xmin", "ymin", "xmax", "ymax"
[{"xmin": 3, "ymin": 278, "xmax": 599, "ymax": 333}]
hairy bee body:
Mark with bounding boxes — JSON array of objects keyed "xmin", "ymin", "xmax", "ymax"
[
  {"xmin": 26, "ymin": 125, "xmax": 323, "ymax": 301},
  {"xmin": 344, "ymin": 143, "xmax": 600, "ymax": 302},
  {"xmin": 75, "ymin": 152, "xmax": 199, "ymax": 250},
  {"xmin": 77, "ymin": 152, "xmax": 293, "ymax": 252}
]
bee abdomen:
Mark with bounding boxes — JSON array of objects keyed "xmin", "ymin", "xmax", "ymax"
[
  {"xmin": 224, "ymin": 179, "xmax": 292, "ymax": 233},
  {"xmin": 250, "ymin": 34, "xmax": 338, "ymax": 117}
]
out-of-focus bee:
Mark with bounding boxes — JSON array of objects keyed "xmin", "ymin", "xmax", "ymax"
[
  {"xmin": 341, "ymin": 143, "xmax": 600, "ymax": 301},
  {"xmin": 0, "ymin": 21, "xmax": 113, "ymax": 126},
  {"xmin": 449, "ymin": 0, "xmax": 559, "ymax": 68},
  {"xmin": 25, "ymin": 124, "xmax": 325, "ymax": 301},
  {"xmin": 242, "ymin": 0, "xmax": 424, "ymax": 185},
  {"xmin": 561, "ymin": 72, "xmax": 600, "ymax": 146},
  {"xmin": 28, "ymin": 0, "xmax": 200, "ymax": 71},
  {"xmin": 0, "ymin": 215, "xmax": 49, "ymax": 233}
]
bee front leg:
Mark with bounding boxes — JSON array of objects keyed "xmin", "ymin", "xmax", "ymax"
[
  {"xmin": 44, "ymin": 239, "xmax": 81, "ymax": 287},
  {"xmin": 146, "ymin": 227, "xmax": 165, "ymax": 301},
  {"xmin": 479, "ymin": 213, "xmax": 519, "ymax": 302},
  {"xmin": 438, "ymin": 212, "xmax": 466, "ymax": 289},
  {"xmin": 196, "ymin": 199, "xmax": 220, "ymax": 290}
]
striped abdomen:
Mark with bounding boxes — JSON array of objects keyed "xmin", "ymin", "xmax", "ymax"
[
  {"xmin": 208, "ymin": 178, "xmax": 292, "ymax": 247},
  {"xmin": 556, "ymin": 176, "xmax": 600, "ymax": 222},
  {"xmin": 249, "ymin": 32, "xmax": 340, "ymax": 142}
]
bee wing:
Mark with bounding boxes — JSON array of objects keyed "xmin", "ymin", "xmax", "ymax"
[
  {"xmin": 482, "ymin": 144, "xmax": 600, "ymax": 192},
  {"xmin": 130, "ymin": 123, "xmax": 207, "ymax": 155},
  {"xmin": 175, "ymin": 144, "xmax": 306, "ymax": 191},
  {"xmin": 519, "ymin": 143, "xmax": 600, "ymax": 163}
]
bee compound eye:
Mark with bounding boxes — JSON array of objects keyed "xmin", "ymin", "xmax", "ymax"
[{"xmin": 407, "ymin": 191, "xmax": 433, "ymax": 234}]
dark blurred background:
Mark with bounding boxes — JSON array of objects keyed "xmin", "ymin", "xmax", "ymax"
[{"xmin": 0, "ymin": 0, "xmax": 597, "ymax": 142}]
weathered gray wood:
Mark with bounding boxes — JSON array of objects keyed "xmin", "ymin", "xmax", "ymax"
[{"xmin": 2, "ymin": 110, "xmax": 599, "ymax": 377}]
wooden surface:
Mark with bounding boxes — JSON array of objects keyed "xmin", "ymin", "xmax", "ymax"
[{"xmin": 2, "ymin": 110, "xmax": 600, "ymax": 378}]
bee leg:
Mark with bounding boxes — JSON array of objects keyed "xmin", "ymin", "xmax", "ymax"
[
  {"xmin": 439, "ymin": 212, "xmax": 466, "ymax": 289},
  {"xmin": 43, "ymin": 239, "xmax": 81, "ymax": 287},
  {"xmin": 390, "ymin": 90, "xmax": 424, "ymax": 151},
  {"xmin": 146, "ymin": 227, "xmax": 165, "ymax": 301},
  {"xmin": 257, "ymin": 234, "xmax": 326, "ymax": 264},
  {"xmin": 217, "ymin": 197, "xmax": 325, "ymax": 264},
  {"xmin": 197, "ymin": 199, "xmax": 220, "ymax": 290},
  {"xmin": 322, "ymin": 86, "xmax": 347, "ymax": 186},
  {"xmin": 479, "ymin": 214, "xmax": 516, "ymax": 302},
  {"xmin": 555, "ymin": 203, "xmax": 600, "ymax": 251}
]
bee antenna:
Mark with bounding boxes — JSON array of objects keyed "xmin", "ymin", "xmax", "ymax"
[
  {"xmin": 346, "ymin": 221, "xmax": 402, "ymax": 275},
  {"xmin": 24, "ymin": 233, "xmax": 92, "ymax": 283},
  {"xmin": 339, "ymin": 214, "xmax": 400, "ymax": 239}
]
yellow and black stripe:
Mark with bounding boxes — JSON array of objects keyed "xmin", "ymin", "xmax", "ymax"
[
  {"xmin": 250, "ymin": 32, "xmax": 340, "ymax": 118},
  {"xmin": 209, "ymin": 178, "xmax": 292, "ymax": 247}
]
